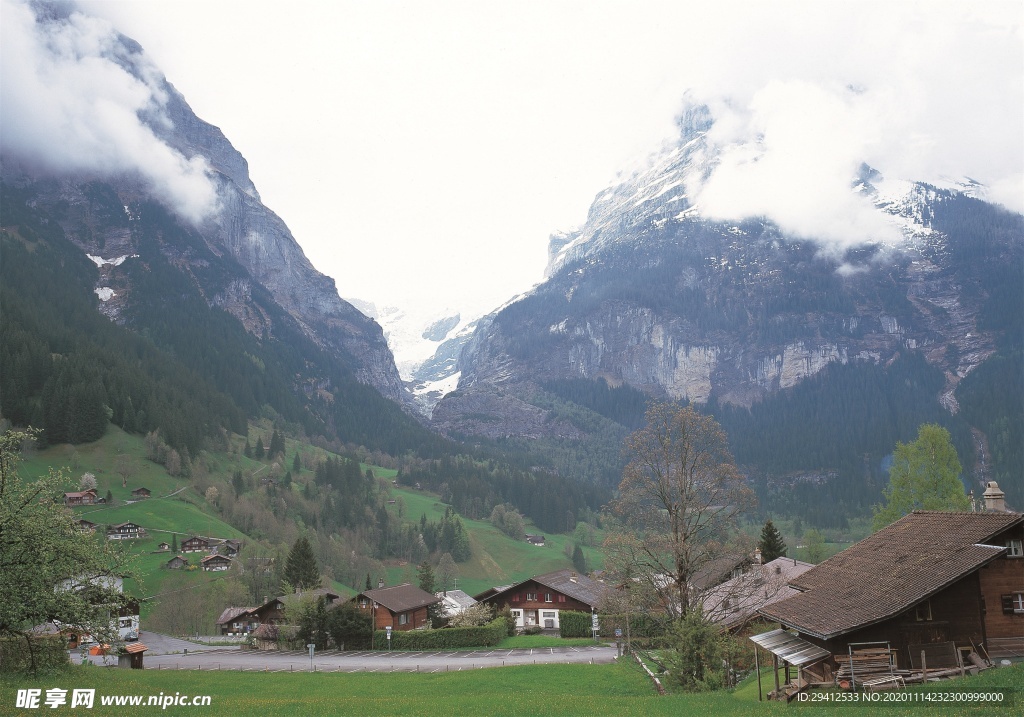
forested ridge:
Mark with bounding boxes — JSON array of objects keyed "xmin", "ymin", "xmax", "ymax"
[{"xmin": 0, "ymin": 182, "xmax": 441, "ymax": 458}]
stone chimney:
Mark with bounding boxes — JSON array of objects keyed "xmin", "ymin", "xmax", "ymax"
[
  {"xmin": 754, "ymin": 547, "xmax": 763, "ymax": 565},
  {"xmin": 377, "ymin": 577, "xmax": 385, "ymax": 589},
  {"xmin": 983, "ymin": 481, "xmax": 1006, "ymax": 512},
  {"xmin": 569, "ymin": 572, "xmax": 577, "ymax": 583}
]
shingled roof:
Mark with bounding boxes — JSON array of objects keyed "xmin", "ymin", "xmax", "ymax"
[
  {"xmin": 760, "ymin": 511, "xmax": 1023, "ymax": 640},
  {"xmin": 478, "ymin": 569, "xmax": 612, "ymax": 608},
  {"xmin": 360, "ymin": 583, "xmax": 441, "ymax": 613}
]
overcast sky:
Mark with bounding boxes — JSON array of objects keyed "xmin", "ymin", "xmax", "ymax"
[{"xmin": 6, "ymin": 0, "xmax": 1023, "ymax": 319}]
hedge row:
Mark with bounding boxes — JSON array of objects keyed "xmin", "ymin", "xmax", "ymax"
[
  {"xmin": 597, "ymin": 613, "xmax": 670, "ymax": 639},
  {"xmin": 0, "ymin": 636, "xmax": 70, "ymax": 674},
  {"xmin": 558, "ymin": 611, "xmax": 592, "ymax": 638},
  {"xmin": 372, "ymin": 618, "xmax": 506, "ymax": 650}
]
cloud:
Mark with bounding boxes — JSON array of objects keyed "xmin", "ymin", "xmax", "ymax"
[
  {"xmin": 0, "ymin": 0, "xmax": 218, "ymax": 223},
  {"xmin": 671, "ymin": 1, "xmax": 1024, "ymax": 248}
]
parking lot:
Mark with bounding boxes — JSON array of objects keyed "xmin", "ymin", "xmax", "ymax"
[{"xmin": 140, "ymin": 643, "xmax": 618, "ymax": 672}]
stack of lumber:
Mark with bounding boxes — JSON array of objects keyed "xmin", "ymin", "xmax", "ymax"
[{"xmin": 835, "ymin": 647, "xmax": 897, "ymax": 688}]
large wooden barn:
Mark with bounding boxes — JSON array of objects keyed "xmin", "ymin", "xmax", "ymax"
[{"xmin": 759, "ymin": 506, "xmax": 1023, "ymax": 679}]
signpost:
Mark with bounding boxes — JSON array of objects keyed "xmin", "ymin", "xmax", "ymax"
[
  {"xmin": 591, "ymin": 609, "xmax": 599, "ymax": 643},
  {"xmin": 307, "ymin": 643, "xmax": 315, "ymax": 672},
  {"xmin": 385, "ymin": 625, "xmax": 392, "ymax": 651}
]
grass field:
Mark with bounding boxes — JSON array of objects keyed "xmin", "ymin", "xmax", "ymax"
[
  {"xmin": 385, "ymin": 486, "xmax": 603, "ymax": 596},
  {"xmin": 20, "ymin": 425, "xmax": 600, "ymax": 616},
  {"xmin": 2, "ymin": 659, "xmax": 1018, "ymax": 716}
]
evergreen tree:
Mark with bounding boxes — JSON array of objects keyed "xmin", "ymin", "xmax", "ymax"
[
  {"xmin": 572, "ymin": 544, "xmax": 587, "ymax": 574},
  {"xmin": 292, "ymin": 452, "xmax": 301, "ymax": 473},
  {"xmin": 365, "ymin": 573, "xmax": 372, "ymax": 590},
  {"xmin": 170, "ymin": 533, "xmax": 178, "ymax": 553},
  {"xmin": 758, "ymin": 520, "xmax": 787, "ymax": 562},
  {"xmin": 269, "ymin": 430, "xmax": 285, "ymax": 459},
  {"xmin": 243, "ymin": 439, "xmax": 252, "ymax": 459},
  {"xmin": 284, "ymin": 536, "xmax": 320, "ymax": 592},
  {"xmin": 417, "ymin": 560, "xmax": 435, "ymax": 594},
  {"xmin": 254, "ymin": 436, "xmax": 265, "ymax": 460},
  {"xmin": 104, "ymin": 489, "xmax": 113, "ymax": 506}
]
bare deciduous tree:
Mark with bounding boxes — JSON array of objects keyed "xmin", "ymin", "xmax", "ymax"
[{"xmin": 610, "ymin": 402, "xmax": 755, "ymax": 618}]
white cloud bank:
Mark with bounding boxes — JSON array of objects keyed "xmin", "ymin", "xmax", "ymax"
[
  {"xmin": 0, "ymin": 0, "xmax": 218, "ymax": 223},
  {"xmin": 678, "ymin": 1, "xmax": 1023, "ymax": 249}
]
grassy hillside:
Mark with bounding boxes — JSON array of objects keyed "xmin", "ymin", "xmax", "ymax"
[
  {"xmin": 383, "ymin": 486, "xmax": 604, "ymax": 596},
  {"xmin": 23, "ymin": 427, "xmax": 249, "ymax": 617},
  {"xmin": 19, "ymin": 424, "xmax": 600, "ymax": 622}
]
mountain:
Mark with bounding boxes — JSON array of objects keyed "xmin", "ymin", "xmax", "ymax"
[
  {"xmin": 431, "ymin": 104, "xmax": 1023, "ymax": 515},
  {"xmin": 350, "ymin": 298, "xmax": 481, "ymax": 414},
  {"xmin": 0, "ymin": 5, "xmax": 434, "ymax": 455}
]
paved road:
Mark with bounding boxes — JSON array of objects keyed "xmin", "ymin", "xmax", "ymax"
[
  {"xmin": 142, "ymin": 645, "xmax": 618, "ymax": 673},
  {"xmin": 70, "ymin": 632, "xmax": 227, "ymax": 666}
]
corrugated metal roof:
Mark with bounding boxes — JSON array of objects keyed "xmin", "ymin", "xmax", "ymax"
[{"xmin": 750, "ymin": 629, "xmax": 830, "ymax": 666}]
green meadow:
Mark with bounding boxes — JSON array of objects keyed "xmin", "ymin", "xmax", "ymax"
[
  {"xmin": 2, "ymin": 659, "xmax": 1018, "ymax": 716},
  {"xmin": 20, "ymin": 426, "xmax": 595, "ymax": 612},
  {"xmin": 384, "ymin": 486, "xmax": 603, "ymax": 596}
]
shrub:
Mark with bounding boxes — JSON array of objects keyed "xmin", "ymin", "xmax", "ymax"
[
  {"xmin": 558, "ymin": 611, "xmax": 592, "ymax": 638},
  {"xmin": 662, "ymin": 610, "xmax": 727, "ymax": 692},
  {"xmin": 0, "ymin": 636, "xmax": 70, "ymax": 675},
  {"xmin": 597, "ymin": 613, "xmax": 670, "ymax": 641},
  {"xmin": 496, "ymin": 606, "xmax": 517, "ymax": 636},
  {"xmin": 374, "ymin": 618, "xmax": 506, "ymax": 650}
]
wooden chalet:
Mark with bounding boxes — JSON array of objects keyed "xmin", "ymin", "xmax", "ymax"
[
  {"xmin": 215, "ymin": 606, "xmax": 258, "ymax": 635},
  {"xmin": 156, "ymin": 541, "xmax": 170, "ymax": 552},
  {"xmin": 702, "ymin": 557, "xmax": 815, "ymax": 631},
  {"xmin": 164, "ymin": 555, "xmax": 188, "ymax": 570},
  {"xmin": 76, "ymin": 518, "xmax": 98, "ymax": 534},
  {"xmin": 215, "ymin": 539, "xmax": 242, "ymax": 557},
  {"xmin": 354, "ymin": 583, "xmax": 440, "ymax": 631},
  {"xmin": 476, "ymin": 569, "xmax": 611, "ymax": 630},
  {"xmin": 130, "ymin": 487, "xmax": 151, "ymax": 499},
  {"xmin": 64, "ymin": 489, "xmax": 97, "ymax": 506},
  {"xmin": 200, "ymin": 554, "xmax": 233, "ymax": 572},
  {"xmin": 525, "ymin": 534, "xmax": 546, "ymax": 546},
  {"xmin": 106, "ymin": 522, "xmax": 144, "ymax": 540},
  {"xmin": 758, "ymin": 509, "xmax": 1024, "ymax": 684},
  {"xmin": 181, "ymin": 536, "xmax": 211, "ymax": 553},
  {"xmin": 249, "ymin": 588, "xmax": 342, "ymax": 626}
]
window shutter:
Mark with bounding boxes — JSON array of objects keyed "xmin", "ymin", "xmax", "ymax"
[{"xmin": 1002, "ymin": 594, "xmax": 1014, "ymax": 614}]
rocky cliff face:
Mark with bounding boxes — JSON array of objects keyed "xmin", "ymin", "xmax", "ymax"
[
  {"xmin": 432, "ymin": 106, "xmax": 1020, "ymax": 439},
  {"xmin": 1, "ymin": 14, "xmax": 408, "ymax": 406}
]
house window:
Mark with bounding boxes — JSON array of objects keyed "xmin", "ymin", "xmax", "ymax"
[
  {"xmin": 399, "ymin": 613, "xmax": 409, "ymax": 625},
  {"xmin": 1006, "ymin": 539, "xmax": 1023, "ymax": 557},
  {"xmin": 526, "ymin": 592, "xmax": 537, "ymax": 601},
  {"xmin": 1001, "ymin": 593, "xmax": 1024, "ymax": 614},
  {"xmin": 543, "ymin": 612, "xmax": 556, "ymax": 618},
  {"xmin": 360, "ymin": 599, "xmax": 368, "ymax": 608},
  {"xmin": 914, "ymin": 600, "xmax": 932, "ymax": 621},
  {"xmin": 545, "ymin": 593, "xmax": 552, "ymax": 603}
]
